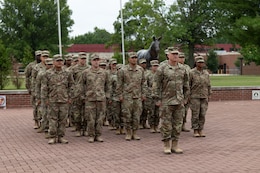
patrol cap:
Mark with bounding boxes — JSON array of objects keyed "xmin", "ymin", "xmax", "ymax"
[
  {"xmin": 90, "ymin": 53, "xmax": 100, "ymax": 61},
  {"xmin": 41, "ymin": 50, "xmax": 50, "ymax": 57},
  {"xmin": 35, "ymin": 50, "xmax": 42, "ymax": 56},
  {"xmin": 195, "ymin": 56, "xmax": 205, "ymax": 63},
  {"xmin": 116, "ymin": 64, "xmax": 123, "ymax": 70},
  {"xmin": 179, "ymin": 52, "xmax": 185, "ymax": 58},
  {"xmin": 99, "ymin": 59, "xmax": 107, "ymax": 66},
  {"xmin": 64, "ymin": 54, "xmax": 73, "ymax": 61},
  {"xmin": 164, "ymin": 48, "xmax": 168, "ymax": 55},
  {"xmin": 109, "ymin": 58, "xmax": 117, "ymax": 64},
  {"xmin": 78, "ymin": 52, "xmax": 87, "ymax": 59},
  {"xmin": 53, "ymin": 54, "xmax": 63, "ymax": 61},
  {"xmin": 139, "ymin": 58, "xmax": 147, "ymax": 64},
  {"xmin": 150, "ymin": 60, "xmax": 159, "ymax": 66},
  {"xmin": 167, "ymin": 47, "xmax": 179, "ymax": 54},
  {"xmin": 128, "ymin": 52, "xmax": 138, "ymax": 58},
  {"xmin": 45, "ymin": 58, "xmax": 53, "ymax": 65},
  {"xmin": 72, "ymin": 54, "xmax": 79, "ymax": 62}
]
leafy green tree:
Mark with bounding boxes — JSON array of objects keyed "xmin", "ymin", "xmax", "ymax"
[
  {"xmin": 206, "ymin": 49, "xmax": 218, "ymax": 73},
  {"xmin": 0, "ymin": 0, "xmax": 74, "ymax": 62},
  {"xmin": 0, "ymin": 41, "xmax": 11, "ymax": 89},
  {"xmin": 167, "ymin": 0, "xmax": 222, "ymax": 66},
  {"xmin": 70, "ymin": 27, "xmax": 112, "ymax": 44}
]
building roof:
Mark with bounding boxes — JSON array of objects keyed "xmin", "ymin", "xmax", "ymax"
[
  {"xmin": 66, "ymin": 44, "xmax": 117, "ymax": 53},
  {"xmin": 195, "ymin": 44, "xmax": 241, "ymax": 52}
]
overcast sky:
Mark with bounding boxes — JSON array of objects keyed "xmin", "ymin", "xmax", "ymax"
[{"xmin": 67, "ymin": 0, "xmax": 173, "ymax": 37}]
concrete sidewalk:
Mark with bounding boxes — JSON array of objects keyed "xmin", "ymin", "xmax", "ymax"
[{"xmin": 0, "ymin": 101, "xmax": 259, "ymax": 173}]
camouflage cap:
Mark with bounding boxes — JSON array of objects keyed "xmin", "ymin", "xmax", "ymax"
[
  {"xmin": 167, "ymin": 47, "xmax": 179, "ymax": 54},
  {"xmin": 179, "ymin": 52, "xmax": 185, "ymax": 58},
  {"xmin": 139, "ymin": 58, "xmax": 147, "ymax": 64},
  {"xmin": 72, "ymin": 54, "xmax": 79, "ymax": 61},
  {"xmin": 164, "ymin": 48, "xmax": 168, "ymax": 55},
  {"xmin": 90, "ymin": 53, "xmax": 100, "ymax": 61},
  {"xmin": 128, "ymin": 52, "xmax": 138, "ymax": 58},
  {"xmin": 99, "ymin": 59, "xmax": 107, "ymax": 66},
  {"xmin": 116, "ymin": 64, "xmax": 123, "ymax": 70},
  {"xmin": 195, "ymin": 56, "xmax": 205, "ymax": 63},
  {"xmin": 35, "ymin": 50, "xmax": 42, "ymax": 56},
  {"xmin": 41, "ymin": 50, "xmax": 50, "ymax": 57},
  {"xmin": 78, "ymin": 52, "xmax": 87, "ymax": 59},
  {"xmin": 53, "ymin": 54, "xmax": 63, "ymax": 61},
  {"xmin": 45, "ymin": 58, "xmax": 53, "ymax": 65},
  {"xmin": 109, "ymin": 58, "xmax": 117, "ymax": 64},
  {"xmin": 64, "ymin": 54, "xmax": 73, "ymax": 60},
  {"xmin": 150, "ymin": 60, "xmax": 159, "ymax": 66}
]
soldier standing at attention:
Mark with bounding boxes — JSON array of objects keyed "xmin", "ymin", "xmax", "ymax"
[
  {"xmin": 152, "ymin": 47, "xmax": 190, "ymax": 154},
  {"xmin": 76, "ymin": 54, "xmax": 110, "ymax": 143},
  {"xmin": 178, "ymin": 52, "xmax": 191, "ymax": 132},
  {"xmin": 41, "ymin": 54, "xmax": 74, "ymax": 144},
  {"xmin": 189, "ymin": 56, "xmax": 211, "ymax": 137},
  {"xmin": 116, "ymin": 52, "xmax": 146, "ymax": 141},
  {"xmin": 31, "ymin": 50, "xmax": 49, "ymax": 129},
  {"xmin": 64, "ymin": 54, "xmax": 73, "ymax": 69},
  {"xmin": 147, "ymin": 60, "xmax": 160, "ymax": 133},
  {"xmin": 70, "ymin": 52, "xmax": 89, "ymax": 137},
  {"xmin": 24, "ymin": 50, "xmax": 42, "ymax": 129}
]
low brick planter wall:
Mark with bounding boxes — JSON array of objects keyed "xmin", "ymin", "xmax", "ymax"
[{"xmin": 1, "ymin": 87, "xmax": 260, "ymax": 108}]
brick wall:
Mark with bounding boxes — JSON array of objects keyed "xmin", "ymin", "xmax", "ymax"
[{"xmin": 1, "ymin": 87, "xmax": 260, "ymax": 108}]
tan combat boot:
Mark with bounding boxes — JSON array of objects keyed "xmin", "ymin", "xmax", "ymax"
[
  {"xmin": 182, "ymin": 123, "xmax": 190, "ymax": 132},
  {"xmin": 154, "ymin": 126, "xmax": 160, "ymax": 133},
  {"xmin": 75, "ymin": 130, "xmax": 81, "ymax": 137},
  {"xmin": 125, "ymin": 129, "xmax": 132, "ymax": 141},
  {"xmin": 171, "ymin": 140, "xmax": 183, "ymax": 154},
  {"xmin": 120, "ymin": 127, "xmax": 125, "ymax": 134},
  {"xmin": 33, "ymin": 120, "xmax": 39, "ymax": 129},
  {"xmin": 58, "ymin": 137, "xmax": 68, "ymax": 144},
  {"xmin": 88, "ymin": 136, "xmax": 95, "ymax": 143},
  {"xmin": 132, "ymin": 130, "xmax": 141, "ymax": 140},
  {"xmin": 163, "ymin": 140, "xmax": 171, "ymax": 154},
  {"xmin": 48, "ymin": 138, "xmax": 56, "ymax": 144},
  {"xmin": 150, "ymin": 125, "xmax": 156, "ymax": 133},
  {"xmin": 95, "ymin": 136, "xmax": 104, "ymax": 142},
  {"xmin": 115, "ymin": 128, "xmax": 121, "ymax": 135},
  {"xmin": 45, "ymin": 132, "xmax": 50, "ymax": 139},
  {"xmin": 37, "ymin": 126, "xmax": 44, "ymax": 133},
  {"xmin": 193, "ymin": 130, "xmax": 200, "ymax": 137},
  {"xmin": 198, "ymin": 130, "xmax": 206, "ymax": 137}
]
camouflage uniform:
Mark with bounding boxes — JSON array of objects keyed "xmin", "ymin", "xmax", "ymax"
[
  {"xmin": 116, "ymin": 56, "xmax": 146, "ymax": 140},
  {"xmin": 70, "ymin": 61, "xmax": 89, "ymax": 135},
  {"xmin": 76, "ymin": 54, "xmax": 110, "ymax": 141},
  {"xmin": 189, "ymin": 62, "xmax": 211, "ymax": 132},
  {"xmin": 41, "ymin": 57, "xmax": 74, "ymax": 142},
  {"xmin": 152, "ymin": 62, "xmax": 190, "ymax": 141}
]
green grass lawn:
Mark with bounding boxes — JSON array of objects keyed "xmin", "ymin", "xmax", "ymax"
[
  {"xmin": 1, "ymin": 75, "xmax": 260, "ymax": 90},
  {"xmin": 210, "ymin": 75, "xmax": 260, "ymax": 87}
]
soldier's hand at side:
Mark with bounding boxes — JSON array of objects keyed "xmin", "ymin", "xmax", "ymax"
[{"xmin": 155, "ymin": 100, "xmax": 161, "ymax": 107}]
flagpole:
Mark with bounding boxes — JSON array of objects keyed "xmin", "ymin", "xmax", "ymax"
[
  {"xmin": 57, "ymin": 0, "xmax": 62, "ymax": 56},
  {"xmin": 120, "ymin": 0, "xmax": 125, "ymax": 65}
]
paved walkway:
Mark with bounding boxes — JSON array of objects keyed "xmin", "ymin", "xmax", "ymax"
[{"xmin": 0, "ymin": 101, "xmax": 259, "ymax": 173}]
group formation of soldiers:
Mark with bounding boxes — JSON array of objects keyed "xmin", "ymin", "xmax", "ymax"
[{"xmin": 25, "ymin": 47, "xmax": 211, "ymax": 154}]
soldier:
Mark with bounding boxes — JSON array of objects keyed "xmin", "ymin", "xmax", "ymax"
[
  {"xmin": 147, "ymin": 60, "xmax": 160, "ymax": 133},
  {"xmin": 35, "ymin": 58, "xmax": 53, "ymax": 135},
  {"xmin": 31, "ymin": 50, "xmax": 50, "ymax": 129},
  {"xmin": 189, "ymin": 56, "xmax": 211, "ymax": 137},
  {"xmin": 116, "ymin": 52, "xmax": 146, "ymax": 141},
  {"xmin": 41, "ymin": 54, "xmax": 74, "ymax": 144},
  {"xmin": 76, "ymin": 54, "xmax": 110, "ymax": 143},
  {"xmin": 152, "ymin": 47, "xmax": 190, "ymax": 154},
  {"xmin": 24, "ymin": 50, "xmax": 41, "ymax": 129},
  {"xmin": 99, "ymin": 59, "xmax": 107, "ymax": 70},
  {"xmin": 178, "ymin": 52, "xmax": 192, "ymax": 132},
  {"xmin": 70, "ymin": 52, "xmax": 89, "ymax": 137},
  {"xmin": 138, "ymin": 58, "xmax": 150, "ymax": 129},
  {"xmin": 64, "ymin": 54, "xmax": 73, "ymax": 69}
]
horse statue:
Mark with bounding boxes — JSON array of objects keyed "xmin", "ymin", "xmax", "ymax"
[{"xmin": 137, "ymin": 36, "xmax": 162, "ymax": 67}]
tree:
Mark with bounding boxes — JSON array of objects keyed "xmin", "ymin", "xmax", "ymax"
[
  {"xmin": 0, "ymin": 41, "xmax": 11, "ymax": 89},
  {"xmin": 167, "ymin": 0, "xmax": 222, "ymax": 66},
  {"xmin": 0, "ymin": 0, "xmax": 74, "ymax": 63},
  {"xmin": 206, "ymin": 49, "xmax": 218, "ymax": 73},
  {"xmin": 70, "ymin": 27, "xmax": 112, "ymax": 44},
  {"xmin": 215, "ymin": 0, "xmax": 260, "ymax": 64},
  {"xmin": 110, "ymin": 0, "xmax": 169, "ymax": 61}
]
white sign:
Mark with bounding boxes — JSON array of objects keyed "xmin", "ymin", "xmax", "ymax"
[
  {"xmin": 0, "ymin": 95, "xmax": 6, "ymax": 108},
  {"xmin": 252, "ymin": 90, "xmax": 260, "ymax": 100}
]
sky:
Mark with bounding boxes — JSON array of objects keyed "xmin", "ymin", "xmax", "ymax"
[{"xmin": 67, "ymin": 0, "xmax": 173, "ymax": 37}]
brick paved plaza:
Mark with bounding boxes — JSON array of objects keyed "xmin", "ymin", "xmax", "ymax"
[{"xmin": 0, "ymin": 101, "xmax": 259, "ymax": 173}]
